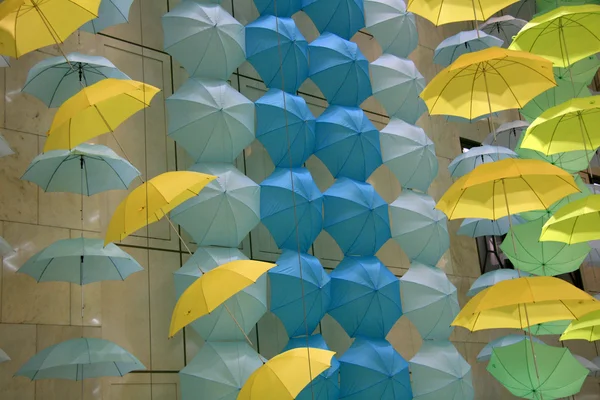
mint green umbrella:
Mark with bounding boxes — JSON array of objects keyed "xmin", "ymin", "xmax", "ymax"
[
  {"xmin": 520, "ymin": 175, "xmax": 590, "ymax": 222},
  {"xmin": 515, "ymin": 134, "xmax": 595, "ymax": 174},
  {"xmin": 524, "ymin": 320, "xmax": 570, "ymax": 335}
]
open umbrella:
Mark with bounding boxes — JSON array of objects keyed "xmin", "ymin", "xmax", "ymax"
[
  {"xmin": 434, "ymin": 30, "xmax": 503, "ymax": 67},
  {"xmin": 515, "ymin": 133, "xmax": 595, "ymax": 174},
  {"xmin": 364, "ymin": 0, "xmax": 417, "ymax": 58},
  {"xmin": 0, "ymin": 236, "xmax": 15, "ymax": 257},
  {"xmin": 483, "ymin": 120, "xmax": 529, "ymax": 149},
  {"xmin": 585, "ymin": 240, "xmax": 600, "ymax": 266},
  {"xmin": 561, "ymin": 309, "xmax": 600, "ymax": 341},
  {"xmin": 0, "ymin": 348, "xmax": 9, "ymax": 363},
  {"xmin": 467, "ymin": 269, "xmax": 529, "ymax": 297},
  {"xmin": 302, "ymin": 0, "xmax": 365, "ymax": 40},
  {"xmin": 480, "ymin": 15, "xmax": 527, "ymax": 48},
  {"xmin": 541, "ymin": 194, "xmax": 600, "ymax": 244},
  {"xmin": 253, "ymin": 0, "xmax": 301, "ymax": 17},
  {"xmin": 81, "ymin": 0, "xmax": 134, "ymax": 33},
  {"xmin": 524, "ymin": 320, "xmax": 570, "ymax": 335},
  {"xmin": 406, "ymin": 0, "xmax": 519, "ymax": 25},
  {"xmin": 0, "ymin": 133, "xmax": 14, "ymax": 158},
  {"xmin": 477, "ymin": 335, "xmax": 544, "ymax": 362},
  {"xmin": 573, "ymin": 355, "xmax": 600, "ymax": 377},
  {"xmin": 457, "ymin": 217, "xmax": 513, "ymax": 238},
  {"xmin": 448, "ymin": 145, "xmax": 517, "ymax": 178}
]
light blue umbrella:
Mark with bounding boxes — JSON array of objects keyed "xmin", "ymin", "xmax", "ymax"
[
  {"xmin": 390, "ymin": 190, "xmax": 449, "ymax": 266},
  {"xmin": 370, "ymin": 54, "xmax": 426, "ymax": 124},
  {"xmin": 166, "ymin": 78, "xmax": 255, "ymax": 163},
  {"xmin": 308, "ymin": 33, "xmax": 371, "ymax": 107},
  {"xmin": 16, "ymin": 338, "xmax": 145, "ymax": 380},
  {"xmin": 315, "ymin": 106, "xmax": 381, "ymax": 182},
  {"xmin": 22, "ymin": 53, "xmax": 130, "ymax": 108},
  {"xmin": 0, "ymin": 348, "xmax": 9, "ymax": 363},
  {"xmin": 81, "ymin": 0, "xmax": 134, "ymax": 33},
  {"xmin": 269, "ymin": 251, "xmax": 330, "ymax": 338},
  {"xmin": 457, "ymin": 217, "xmax": 511, "ymax": 237},
  {"xmin": 163, "ymin": 2, "xmax": 245, "ymax": 80},
  {"xmin": 18, "ymin": 238, "xmax": 143, "ymax": 285},
  {"xmin": 433, "ymin": 30, "xmax": 503, "ymax": 67},
  {"xmin": 173, "ymin": 247, "xmax": 266, "ymax": 341},
  {"xmin": 302, "ymin": 0, "xmax": 365, "ymax": 40},
  {"xmin": 448, "ymin": 145, "xmax": 517, "ymax": 178},
  {"xmin": 410, "ymin": 340, "xmax": 474, "ymax": 400},
  {"xmin": 400, "ymin": 262, "xmax": 459, "ymax": 340},
  {"xmin": 253, "ymin": 0, "xmax": 302, "ymax": 17},
  {"xmin": 170, "ymin": 163, "xmax": 260, "ymax": 247},
  {"xmin": 477, "ymin": 335, "xmax": 544, "ymax": 362},
  {"xmin": 467, "ymin": 269, "xmax": 531, "ymax": 297},
  {"xmin": 0, "ymin": 236, "xmax": 15, "ymax": 257},
  {"xmin": 255, "ymin": 88, "xmax": 316, "ymax": 167},
  {"xmin": 364, "ymin": 0, "xmax": 417, "ymax": 58},
  {"xmin": 21, "ymin": 144, "xmax": 140, "ymax": 195},
  {"xmin": 483, "ymin": 120, "xmax": 529, "ymax": 150},
  {"xmin": 260, "ymin": 167, "xmax": 323, "ymax": 252},
  {"xmin": 339, "ymin": 337, "xmax": 412, "ymax": 399},
  {"xmin": 328, "ymin": 256, "xmax": 402, "ymax": 338},
  {"xmin": 180, "ymin": 341, "xmax": 263, "ymax": 400},
  {"xmin": 323, "ymin": 179, "xmax": 390, "ymax": 256},
  {"xmin": 480, "ymin": 16, "xmax": 527, "ymax": 48},
  {"xmin": 0, "ymin": 133, "xmax": 14, "ymax": 158},
  {"xmin": 246, "ymin": 16, "xmax": 308, "ymax": 93},
  {"xmin": 380, "ymin": 118, "xmax": 437, "ymax": 192}
]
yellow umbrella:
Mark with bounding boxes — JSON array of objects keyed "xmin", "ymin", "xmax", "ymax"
[
  {"xmin": 560, "ymin": 310, "xmax": 600, "ymax": 341},
  {"xmin": 44, "ymin": 78, "xmax": 161, "ymax": 151},
  {"xmin": 406, "ymin": 0, "xmax": 519, "ymax": 26},
  {"xmin": 238, "ymin": 348, "xmax": 335, "ymax": 400},
  {"xmin": 0, "ymin": 0, "xmax": 100, "ymax": 58},
  {"xmin": 452, "ymin": 276, "xmax": 600, "ymax": 331},
  {"xmin": 436, "ymin": 158, "xmax": 580, "ymax": 220},
  {"xmin": 540, "ymin": 194, "xmax": 600, "ymax": 244},
  {"xmin": 420, "ymin": 48, "xmax": 556, "ymax": 120},
  {"xmin": 104, "ymin": 171, "xmax": 215, "ymax": 245}
]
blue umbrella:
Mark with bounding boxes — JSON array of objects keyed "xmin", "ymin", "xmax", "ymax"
[
  {"xmin": 246, "ymin": 16, "xmax": 308, "ymax": 93},
  {"xmin": 323, "ymin": 179, "xmax": 390, "ymax": 256},
  {"xmin": 308, "ymin": 33, "xmax": 371, "ymax": 107},
  {"xmin": 448, "ymin": 145, "xmax": 517, "ymax": 178},
  {"xmin": 315, "ymin": 106, "xmax": 381, "ymax": 182},
  {"xmin": 433, "ymin": 30, "xmax": 503, "ymax": 67},
  {"xmin": 302, "ymin": 0, "xmax": 365, "ymax": 40},
  {"xmin": 269, "ymin": 251, "xmax": 331, "ymax": 338},
  {"xmin": 328, "ymin": 256, "xmax": 402, "ymax": 338},
  {"xmin": 477, "ymin": 335, "xmax": 544, "ymax": 362},
  {"xmin": 466, "ymin": 269, "xmax": 530, "ymax": 297},
  {"xmin": 339, "ymin": 337, "xmax": 412, "ymax": 399},
  {"xmin": 0, "ymin": 348, "xmax": 9, "ymax": 363},
  {"xmin": 255, "ymin": 89, "xmax": 316, "ymax": 167},
  {"xmin": 253, "ymin": 0, "xmax": 302, "ymax": 17},
  {"xmin": 364, "ymin": 0, "xmax": 418, "ymax": 58},
  {"xmin": 0, "ymin": 133, "xmax": 14, "ymax": 158},
  {"xmin": 260, "ymin": 167, "xmax": 323, "ymax": 252},
  {"xmin": 81, "ymin": 0, "xmax": 134, "ymax": 33}
]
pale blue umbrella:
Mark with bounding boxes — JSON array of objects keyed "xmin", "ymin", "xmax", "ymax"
[
  {"xmin": 364, "ymin": 0, "xmax": 417, "ymax": 58},
  {"xmin": 166, "ymin": 78, "xmax": 255, "ymax": 163},
  {"xmin": 163, "ymin": 2, "xmax": 245, "ymax": 80},
  {"xmin": 434, "ymin": 30, "xmax": 503, "ymax": 67},
  {"xmin": 0, "ymin": 236, "xmax": 15, "ymax": 257},
  {"xmin": 448, "ymin": 145, "xmax": 517, "ymax": 178},
  {"xmin": 574, "ymin": 355, "xmax": 600, "ymax": 377},
  {"xmin": 0, "ymin": 133, "xmax": 14, "ymax": 158},
  {"xmin": 16, "ymin": 338, "xmax": 145, "ymax": 380},
  {"xmin": 308, "ymin": 33, "xmax": 371, "ymax": 107},
  {"xmin": 443, "ymin": 112, "xmax": 498, "ymax": 124},
  {"xmin": 0, "ymin": 348, "xmax": 9, "ymax": 363},
  {"xmin": 253, "ymin": 0, "xmax": 302, "ymax": 17},
  {"xmin": 584, "ymin": 240, "xmax": 600, "ymax": 266},
  {"xmin": 170, "ymin": 163, "xmax": 260, "ymax": 247},
  {"xmin": 302, "ymin": 0, "xmax": 365, "ymax": 40},
  {"xmin": 246, "ymin": 16, "xmax": 308, "ymax": 93},
  {"xmin": 22, "ymin": 53, "xmax": 130, "ymax": 107},
  {"xmin": 323, "ymin": 179, "xmax": 390, "ymax": 256},
  {"xmin": 400, "ymin": 262, "xmax": 459, "ymax": 340},
  {"xmin": 458, "ymin": 217, "xmax": 512, "ymax": 237},
  {"xmin": 477, "ymin": 335, "xmax": 544, "ymax": 362},
  {"xmin": 18, "ymin": 238, "xmax": 143, "ymax": 285},
  {"xmin": 483, "ymin": 120, "xmax": 529, "ymax": 150},
  {"xmin": 81, "ymin": 0, "xmax": 134, "ymax": 33},
  {"xmin": 467, "ymin": 269, "xmax": 531, "ymax": 297},
  {"xmin": 21, "ymin": 144, "xmax": 140, "ymax": 195},
  {"xmin": 480, "ymin": 16, "xmax": 527, "ymax": 48},
  {"xmin": 255, "ymin": 89, "xmax": 315, "ymax": 167},
  {"xmin": 390, "ymin": 190, "xmax": 449, "ymax": 266},
  {"xmin": 370, "ymin": 54, "xmax": 426, "ymax": 124},
  {"xmin": 380, "ymin": 118, "xmax": 437, "ymax": 192}
]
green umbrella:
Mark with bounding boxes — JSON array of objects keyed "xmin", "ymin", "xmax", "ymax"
[
  {"xmin": 487, "ymin": 340, "xmax": 588, "ymax": 400},
  {"xmin": 524, "ymin": 320, "xmax": 570, "ymax": 335},
  {"xmin": 515, "ymin": 134, "xmax": 595, "ymax": 174}
]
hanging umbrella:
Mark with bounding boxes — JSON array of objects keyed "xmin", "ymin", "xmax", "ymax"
[
  {"xmin": 555, "ymin": 55, "xmax": 600, "ymax": 87},
  {"xmin": 253, "ymin": 0, "xmax": 301, "ymax": 17},
  {"xmin": 308, "ymin": 33, "xmax": 371, "ymax": 107},
  {"xmin": 0, "ymin": 133, "xmax": 14, "ymax": 158},
  {"xmin": 573, "ymin": 355, "xmax": 600, "ymax": 377},
  {"xmin": 483, "ymin": 120, "xmax": 529, "ymax": 149},
  {"xmin": 21, "ymin": 144, "xmax": 140, "ymax": 195},
  {"xmin": 562, "ymin": 309, "xmax": 600, "ymax": 341},
  {"xmin": 0, "ymin": 56, "xmax": 10, "ymax": 68},
  {"xmin": 541, "ymin": 194, "xmax": 600, "ymax": 244},
  {"xmin": 18, "ymin": 237, "xmax": 143, "ymax": 285},
  {"xmin": 15, "ymin": 338, "xmax": 145, "ymax": 380},
  {"xmin": 255, "ymin": 89, "xmax": 315, "ymax": 168},
  {"xmin": 364, "ymin": 0, "xmax": 417, "ymax": 58},
  {"xmin": 585, "ymin": 240, "xmax": 600, "ymax": 266},
  {"xmin": 162, "ymin": 2, "xmax": 245, "ymax": 80},
  {"xmin": 245, "ymin": 16, "xmax": 308, "ymax": 93},
  {"xmin": 390, "ymin": 190, "xmax": 449, "ymax": 266},
  {"xmin": 0, "ymin": 348, "xmax": 9, "ymax": 363},
  {"xmin": 180, "ymin": 341, "xmax": 263, "ymax": 400},
  {"xmin": 339, "ymin": 337, "xmax": 412, "ymax": 399},
  {"xmin": 302, "ymin": 0, "xmax": 365, "ymax": 40},
  {"xmin": 314, "ymin": 106, "xmax": 382, "ymax": 181},
  {"xmin": 22, "ymin": 53, "xmax": 130, "ymax": 108},
  {"xmin": 400, "ymin": 262, "xmax": 459, "ymax": 340},
  {"xmin": 380, "ymin": 118, "xmax": 438, "ymax": 192},
  {"xmin": 173, "ymin": 247, "xmax": 266, "ymax": 341},
  {"xmin": 410, "ymin": 340, "xmax": 474, "ymax": 400},
  {"xmin": 323, "ymin": 179, "xmax": 390, "ymax": 256},
  {"xmin": 480, "ymin": 16, "xmax": 527, "ymax": 48},
  {"xmin": 328, "ymin": 256, "xmax": 402, "ymax": 338},
  {"xmin": 370, "ymin": 54, "xmax": 426, "ymax": 124},
  {"xmin": 537, "ymin": 0, "xmax": 600, "ymax": 13},
  {"xmin": 511, "ymin": 0, "xmax": 536, "ymax": 20},
  {"xmin": 467, "ymin": 269, "xmax": 530, "ymax": 296},
  {"xmin": 476, "ymin": 335, "xmax": 544, "ymax": 362},
  {"xmin": 434, "ymin": 30, "xmax": 503, "ymax": 67},
  {"xmin": 269, "ymin": 251, "xmax": 331, "ymax": 338},
  {"xmin": 524, "ymin": 320, "xmax": 570, "ymax": 335},
  {"xmin": 448, "ymin": 145, "xmax": 517, "ymax": 178},
  {"xmin": 0, "ymin": 236, "xmax": 15, "ymax": 258},
  {"xmin": 458, "ymin": 217, "xmax": 512, "ymax": 238},
  {"xmin": 81, "ymin": 0, "xmax": 134, "ymax": 33},
  {"xmin": 407, "ymin": 0, "xmax": 519, "ymax": 25},
  {"xmin": 170, "ymin": 163, "xmax": 260, "ymax": 247},
  {"xmin": 260, "ymin": 167, "xmax": 323, "ymax": 252}
]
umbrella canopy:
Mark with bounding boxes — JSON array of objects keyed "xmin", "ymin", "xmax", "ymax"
[
  {"xmin": 480, "ymin": 15, "xmax": 527, "ymax": 48},
  {"xmin": 483, "ymin": 120, "xmax": 529, "ymax": 149},
  {"xmin": 170, "ymin": 163, "xmax": 260, "ymax": 247},
  {"xmin": 253, "ymin": 0, "xmax": 301, "ymax": 17},
  {"xmin": 0, "ymin": 133, "xmax": 14, "ymax": 158},
  {"xmin": 269, "ymin": 251, "xmax": 331, "ymax": 338},
  {"xmin": 380, "ymin": 118, "xmax": 438, "ymax": 192},
  {"xmin": 302, "ymin": 0, "xmax": 365, "ymax": 40},
  {"xmin": 406, "ymin": 0, "xmax": 519, "ymax": 25},
  {"xmin": 554, "ymin": 55, "xmax": 600, "ymax": 88},
  {"xmin": 457, "ymin": 217, "xmax": 512, "ymax": 238},
  {"xmin": 400, "ymin": 262, "xmax": 459, "ymax": 340},
  {"xmin": 339, "ymin": 337, "xmax": 412, "ymax": 399},
  {"xmin": 0, "ymin": 236, "xmax": 15, "ymax": 258},
  {"xmin": 162, "ymin": 2, "xmax": 245, "ymax": 80},
  {"xmin": 448, "ymin": 145, "xmax": 517, "ymax": 178},
  {"xmin": 574, "ymin": 355, "xmax": 600, "ymax": 377},
  {"xmin": 81, "ymin": 0, "xmax": 133, "ymax": 33},
  {"xmin": 15, "ymin": 338, "xmax": 145, "ymax": 380},
  {"xmin": 477, "ymin": 335, "xmax": 544, "ymax": 362},
  {"xmin": 308, "ymin": 33, "xmax": 371, "ymax": 107},
  {"xmin": 18, "ymin": 237, "xmax": 143, "ymax": 285},
  {"xmin": 467, "ymin": 269, "xmax": 529, "ymax": 297},
  {"xmin": 314, "ymin": 106, "xmax": 381, "ymax": 182},
  {"xmin": 541, "ymin": 194, "xmax": 600, "ymax": 244},
  {"xmin": 515, "ymin": 133, "xmax": 595, "ymax": 174},
  {"xmin": 255, "ymin": 89, "xmax": 315, "ymax": 167},
  {"xmin": 364, "ymin": 0, "xmax": 417, "ymax": 58},
  {"xmin": 22, "ymin": 53, "xmax": 130, "ymax": 108},
  {"xmin": 0, "ymin": 348, "xmax": 9, "ymax": 363},
  {"xmin": 370, "ymin": 54, "xmax": 426, "ymax": 124},
  {"xmin": 21, "ymin": 144, "xmax": 140, "ymax": 195},
  {"xmin": 180, "ymin": 341, "xmax": 263, "ymax": 400},
  {"xmin": 246, "ymin": 16, "xmax": 308, "ymax": 93},
  {"xmin": 434, "ymin": 30, "xmax": 503, "ymax": 67},
  {"xmin": 390, "ymin": 190, "xmax": 449, "ymax": 266},
  {"xmin": 323, "ymin": 179, "xmax": 390, "ymax": 256},
  {"xmin": 560, "ymin": 310, "xmax": 600, "ymax": 341},
  {"xmin": 328, "ymin": 256, "xmax": 402, "ymax": 338},
  {"xmin": 260, "ymin": 168, "xmax": 323, "ymax": 253},
  {"xmin": 524, "ymin": 320, "xmax": 570, "ymax": 335}
]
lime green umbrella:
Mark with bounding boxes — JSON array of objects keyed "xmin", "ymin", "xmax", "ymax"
[
  {"xmin": 524, "ymin": 320, "xmax": 570, "ymax": 335},
  {"xmin": 515, "ymin": 133, "xmax": 595, "ymax": 174}
]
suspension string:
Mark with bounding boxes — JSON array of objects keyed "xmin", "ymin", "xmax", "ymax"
[
  {"xmin": 471, "ymin": 0, "xmax": 480, "ymax": 37},
  {"xmin": 80, "ymin": 156, "xmax": 85, "ymax": 400}
]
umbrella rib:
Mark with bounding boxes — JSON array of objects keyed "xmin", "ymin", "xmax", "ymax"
[
  {"xmin": 35, "ymin": 258, "xmax": 55, "ymax": 282},
  {"xmin": 46, "ymin": 70, "xmax": 72, "ymax": 106},
  {"xmin": 41, "ymin": 156, "xmax": 72, "ymax": 192},
  {"xmin": 427, "ymin": 64, "xmax": 472, "ymax": 113},
  {"xmin": 468, "ymin": 63, "xmax": 480, "ymax": 120},
  {"xmin": 99, "ymin": 158, "xmax": 129, "ymax": 189},
  {"xmin": 544, "ymin": 113, "xmax": 569, "ymax": 154}
]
